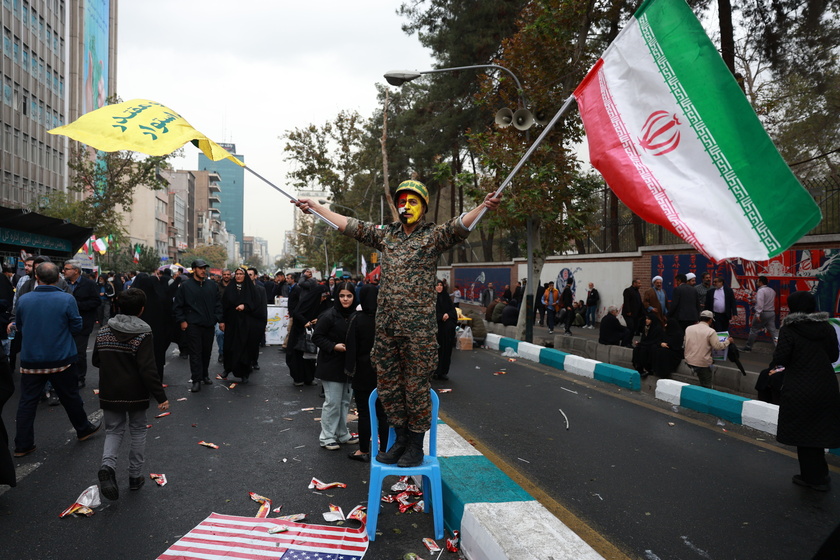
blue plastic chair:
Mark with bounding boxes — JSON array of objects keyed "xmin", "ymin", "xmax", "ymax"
[{"xmin": 366, "ymin": 388, "xmax": 443, "ymax": 541}]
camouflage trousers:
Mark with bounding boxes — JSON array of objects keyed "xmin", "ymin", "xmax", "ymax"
[{"xmin": 372, "ymin": 329, "xmax": 438, "ymax": 433}]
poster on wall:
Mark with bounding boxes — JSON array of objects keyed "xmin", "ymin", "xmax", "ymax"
[
  {"xmin": 453, "ymin": 268, "xmax": 512, "ymax": 303},
  {"xmin": 266, "ymin": 299, "xmax": 290, "ymax": 346},
  {"xmin": 83, "ymin": 0, "xmax": 110, "ymax": 114},
  {"xmin": 651, "ymin": 249, "xmax": 840, "ymax": 339}
]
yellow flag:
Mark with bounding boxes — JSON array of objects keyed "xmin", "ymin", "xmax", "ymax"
[{"xmin": 48, "ymin": 99, "xmax": 244, "ymax": 166}]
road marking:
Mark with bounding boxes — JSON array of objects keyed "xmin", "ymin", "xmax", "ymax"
[
  {"xmin": 0, "ymin": 462, "xmax": 41, "ymax": 497},
  {"xmin": 439, "ymin": 410, "xmax": 635, "ymax": 560},
  {"xmin": 525, "ymin": 360, "xmax": 839, "ymax": 471}
]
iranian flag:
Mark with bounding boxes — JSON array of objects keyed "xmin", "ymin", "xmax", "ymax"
[
  {"xmin": 133, "ymin": 244, "xmax": 141, "ymax": 264},
  {"xmin": 573, "ymin": 0, "xmax": 821, "ymax": 262}
]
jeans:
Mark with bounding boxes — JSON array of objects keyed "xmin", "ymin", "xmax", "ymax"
[
  {"xmin": 102, "ymin": 408, "xmax": 148, "ymax": 477},
  {"xmin": 546, "ymin": 308, "xmax": 557, "ymax": 331},
  {"xmin": 319, "ymin": 380, "xmax": 352, "ymax": 446},
  {"xmin": 745, "ymin": 311, "xmax": 779, "ymax": 349},
  {"xmin": 215, "ymin": 325, "xmax": 224, "ymax": 360},
  {"xmin": 73, "ymin": 333, "xmax": 90, "ymax": 383},
  {"xmin": 15, "ymin": 364, "xmax": 92, "ymax": 450},
  {"xmin": 184, "ymin": 324, "xmax": 214, "ymax": 382},
  {"xmin": 586, "ymin": 306, "xmax": 596, "ymax": 327}
]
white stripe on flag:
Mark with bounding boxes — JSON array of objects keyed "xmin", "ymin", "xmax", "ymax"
[{"xmin": 157, "ymin": 513, "xmax": 367, "ymax": 560}]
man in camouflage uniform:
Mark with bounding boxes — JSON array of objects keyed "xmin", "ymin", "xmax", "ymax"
[{"xmin": 294, "ymin": 180, "xmax": 500, "ymax": 467}]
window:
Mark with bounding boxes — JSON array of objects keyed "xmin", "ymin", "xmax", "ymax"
[{"xmin": 3, "ymin": 28, "xmax": 11, "ymax": 57}]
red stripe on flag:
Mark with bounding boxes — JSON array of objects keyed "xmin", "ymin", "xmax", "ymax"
[
  {"xmin": 575, "ymin": 61, "xmax": 710, "ymax": 258},
  {"xmin": 156, "ymin": 513, "xmax": 368, "ymax": 560}
]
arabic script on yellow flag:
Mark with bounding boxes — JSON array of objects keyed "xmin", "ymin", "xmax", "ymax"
[{"xmin": 48, "ymin": 99, "xmax": 244, "ymax": 166}]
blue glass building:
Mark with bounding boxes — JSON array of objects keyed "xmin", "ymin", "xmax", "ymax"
[{"xmin": 198, "ymin": 143, "xmax": 244, "ymax": 243}]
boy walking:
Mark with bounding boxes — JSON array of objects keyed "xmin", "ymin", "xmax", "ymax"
[{"xmin": 93, "ymin": 289, "xmax": 168, "ymax": 500}]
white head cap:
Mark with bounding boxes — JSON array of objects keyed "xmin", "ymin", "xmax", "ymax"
[
  {"xmin": 686, "ymin": 273, "xmax": 696, "ymax": 281},
  {"xmin": 652, "ymin": 276, "xmax": 663, "ymax": 283}
]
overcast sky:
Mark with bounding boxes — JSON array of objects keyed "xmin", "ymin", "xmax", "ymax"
[{"xmin": 117, "ymin": 0, "xmax": 433, "ymax": 261}]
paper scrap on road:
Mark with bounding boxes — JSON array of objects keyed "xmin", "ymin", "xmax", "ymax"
[
  {"xmin": 150, "ymin": 473, "xmax": 167, "ymax": 487},
  {"xmin": 322, "ymin": 504, "xmax": 345, "ymax": 522},
  {"xmin": 249, "ymin": 492, "xmax": 272, "ymax": 518},
  {"xmin": 197, "ymin": 441, "xmax": 219, "ymax": 449},
  {"xmin": 560, "ymin": 387, "xmax": 578, "ymax": 394},
  {"xmin": 155, "ymin": 412, "xmax": 171, "ymax": 418},
  {"xmin": 176, "ymin": 397, "xmax": 188, "ymax": 402},
  {"xmin": 558, "ymin": 408, "xmax": 570, "ymax": 430},
  {"xmin": 438, "ymin": 389, "xmax": 452, "ymax": 393},
  {"xmin": 309, "ymin": 477, "xmax": 347, "ymax": 490},
  {"xmin": 276, "ymin": 513, "xmax": 306, "ymax": 522},
  {"xmin": 59, "ymin": 485, "xmax": 101, "ymax": 518}
]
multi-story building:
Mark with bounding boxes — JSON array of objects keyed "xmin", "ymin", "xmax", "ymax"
[
  {"xmin": 1, "ymin": 0, "xmax": 118, "ymax": 206},
  {"xmin": 198, "ymin": 143, "xmax": 244, "ymax": 243},
  {"xmin": 193, "ymin": 169, "xmax": 223, "ymax": 246},
  {"xmin": 123, "ymin": 181, "xmax": 168, "ymax": 262},
  {"xmin": 160, "ymin": 169, "xmax": 195, "ymax": 257}
]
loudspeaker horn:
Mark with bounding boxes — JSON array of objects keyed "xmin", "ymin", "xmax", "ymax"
[
  {"xmin": 533, "ymin": 109, "xmax": 550, "ymax": 126},
  {"xmin": 494, "ymin": 108, "xmax": 514, "ymax": 128},
  {"xmin": 513, "ymin": 108, "xmax": 534, "ymax": 130}
]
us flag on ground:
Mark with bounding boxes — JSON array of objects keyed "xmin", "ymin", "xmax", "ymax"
[{"xmin": 157, "ymin": 513, "xmax": 368, "ymax": 559}]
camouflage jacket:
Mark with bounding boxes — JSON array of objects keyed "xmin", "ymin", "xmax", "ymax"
[{"xmin": 342, "ymin": 216, "xmax": 469, "ymax": 336}]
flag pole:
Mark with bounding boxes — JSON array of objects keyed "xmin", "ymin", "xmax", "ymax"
[
  {"xmin": 468, "ymin": 94, "xmax": 577, "ymax": 231},
  {"xmin": 243, "ymin": 166, "xmax": 339, "ymax": 230}
]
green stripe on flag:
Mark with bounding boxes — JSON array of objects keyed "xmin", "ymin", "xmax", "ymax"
[{"xmin": 634, "ymin": 0, "xmax": 821, "ymax": 257}]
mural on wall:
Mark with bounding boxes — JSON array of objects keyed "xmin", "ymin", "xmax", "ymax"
[
  {"xmin": 453, "ymin": 268, "xmax": 512, "ymax": 303},
  {"xmin": 651, "ymin": 249, "xmax": 840, "ymax": 339}
]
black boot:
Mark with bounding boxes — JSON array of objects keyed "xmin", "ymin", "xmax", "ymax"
[
  {"xmin": 375, "ymin": 426, "xmax": 408, "ymax": 464},
  {"xmin": 397, "ymin": 430, "xmax": 426, "ymax": 468}
]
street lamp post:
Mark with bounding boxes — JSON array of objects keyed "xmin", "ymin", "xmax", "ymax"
[{"xmin": 384, "ymin": 64, "xmax": 537, "ymax": 342}]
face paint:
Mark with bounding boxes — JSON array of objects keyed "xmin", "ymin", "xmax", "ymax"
[{"xmin": 397, "ymin": 192, "xmax": 424, "ymax": 225}]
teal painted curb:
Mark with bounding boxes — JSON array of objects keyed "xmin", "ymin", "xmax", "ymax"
[
  {"xmin": 593, "ymin": 362, "xmax": 641, "ymax": 390},
  {"xmin": 681, "ymin": 385, "xmax": 748, "ymax": 424},
  {"xmin": 440, "ymin": 455, "xmax": 533, "ymax": 534},
  {"xmin": 499, "ymin": 337, "xmax": 519, "ymax": 353},
  {"xmin": 539, "ymin": 347, "xmax": 567, "ymax": 370}
]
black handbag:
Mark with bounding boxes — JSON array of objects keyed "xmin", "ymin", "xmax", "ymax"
[{"xmin": 295, "ymin": 327, "xmax": 318, "ymax": 358}]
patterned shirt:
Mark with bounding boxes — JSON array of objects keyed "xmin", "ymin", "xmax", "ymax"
[{"xmin": 342, "ymin": 215, "xmax": 469, "ymax": 336}]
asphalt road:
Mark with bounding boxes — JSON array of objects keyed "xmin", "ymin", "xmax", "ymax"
[
  {"xmin": 3, "ymin": 338, "xmax": 838, "ymax": 560},
  {"xmin": 0, "ymin": 344, "xmax": 439, "ymax": 560},
  {"xmin": 434, "ymin": 346, "xmax": 840, "ymax": 560}
]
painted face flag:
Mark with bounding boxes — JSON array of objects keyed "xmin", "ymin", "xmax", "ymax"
[
  {"xmin": 48, "ymin": 99, "xmax": 244, "ymax": 166},
  {"xmin": 156, "ymin": 512, "xmax": 369, "ymax": 559},
  {"xmin": 573, "ymin": 0, "xmax": 821, "ymax": 262}
]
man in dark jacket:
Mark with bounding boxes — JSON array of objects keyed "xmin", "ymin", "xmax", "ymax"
[
  {"xmin": 63, "ymin": 260, "xmax": 100, "ymax": 388},
  {"xmin": 668, "ymin": 273, "xmax": 700, "ymax": 332},
  {"xmin": 173, "ymin": 260, "xmax": 224, "ymax": 392},
  {"xmin": 599, "ymin": 306, "xmax": 633, "ymax": 347},
  {"xmin": 622, "ymin": 278, "xmax": 644, "ymax": 336},
  {"xmin": 705, "ymin": 276, "xmax": 737, "ymax": 332},
  {"xmin": 12, "ymin": 262, "xmax": 100, "ymax": 457}
]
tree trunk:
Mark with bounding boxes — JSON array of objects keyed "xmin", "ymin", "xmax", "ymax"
[
  {"xmin": 718, "ymin": 0, "xmax": 737, "ymax": 79},
  {"xmin": 609, "ymin": 189, "xmax": 619, "ymax": 251},
  {"xmin": 515, "ymin": 218, "xmax": 543, "ymax": 341}
]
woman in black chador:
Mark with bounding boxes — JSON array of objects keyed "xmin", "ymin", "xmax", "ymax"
[
  {"xmin": 221, "ymin": 268, "xmax": 257, "ymax": 383},
  {"xmin": 433, "ymin": 280, "xmax": 457, "ymax": 380}
]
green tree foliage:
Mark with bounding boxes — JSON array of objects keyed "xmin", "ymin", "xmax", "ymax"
[
  {"xmin": 136, "ymin": 244, "xmax": 162, "ymax": 272},
  {"xmin": 243, "ymin": 254, "xmax": 264, "ymax": 271},
  {"xmin": 179, "ymin": 245, "xmax": 228, "ymax": 269},
  {"xmin": 38, "ymin": 147, "xmax": 172, "ymax": 237}
]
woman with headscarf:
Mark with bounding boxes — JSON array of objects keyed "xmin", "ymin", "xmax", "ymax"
[
  {"xmin": 221, "ymin": 268, "xmax": 257, "ymax": 383},
  {"xmin": 433, "ymin": 279, "xmax": 457, "ymax": 380},
  {"xmin": 633, "ymin": 312, "xmax": 664, "ymax": 378},
  {"xmin": 345, "ymin": 284, "xmax": 388, "ymax": 462},
  {"xmin": 650, "ymin": 318, "xmax": 684, "ymax": 379},
  {"xmin": 312, "ymin": 282, "xmax": 359, "ymax": 450},
  {"xmin": 770, "ymin": 290, "xmax": 840, "ymax": 492},
  {"xmin": 129, "ymin": 273, "xmax": 170, "ymax": 381}
]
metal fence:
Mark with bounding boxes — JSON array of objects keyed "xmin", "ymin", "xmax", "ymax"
[{"xmin": 580, "ymin": 173, "xmax": 840, "ymax": 254}]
